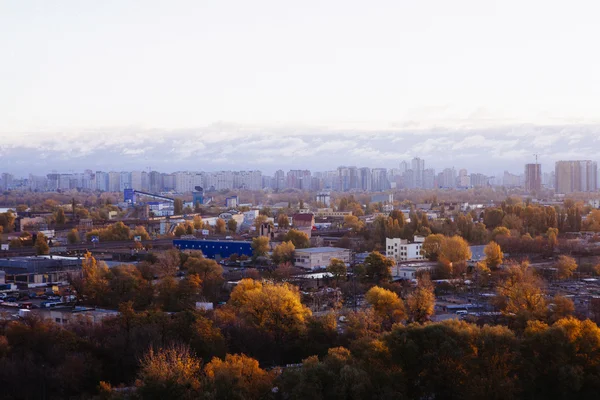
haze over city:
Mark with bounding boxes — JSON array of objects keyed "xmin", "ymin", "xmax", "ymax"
[{"xmin": 3, "ymin": 0, "xmax": 600, "ymax": 175}]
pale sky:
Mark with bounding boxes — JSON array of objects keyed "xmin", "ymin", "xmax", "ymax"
[{"xmin": 1, "ymin": 1, "xmax": 600, "ymax": 174}]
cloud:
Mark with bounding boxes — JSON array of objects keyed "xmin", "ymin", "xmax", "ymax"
[{"xmin": 2, "ymin": 123, "xmax": 600, "ymax": 176}]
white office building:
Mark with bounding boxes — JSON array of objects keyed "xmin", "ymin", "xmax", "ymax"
[{"xmin": 386, "ymin": 237, "xmax": 425, "ymax": 262}]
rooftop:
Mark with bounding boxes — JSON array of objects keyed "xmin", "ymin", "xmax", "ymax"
[{"xmin": 295, "ymin": 247, "xmax": 349, "ymax": 253}]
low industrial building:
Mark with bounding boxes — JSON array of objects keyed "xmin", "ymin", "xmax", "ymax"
[
  {"xmin": 0, "ymin": 256, "xmax": 82, "ymax": 286},
  {"xmin": 392, "ymin": 263, "xmax": 434, "ymax": 280},
  {"xmin": 293, "ymin": 247, "xmax": 351, "ymax": 270},
  {"xmin": 173, "ymin": 239, "xmax": 253, "ymax": 260},
  {"xmin": 38, "ymin": 306, "xmax": 120, "ymax": 326}
]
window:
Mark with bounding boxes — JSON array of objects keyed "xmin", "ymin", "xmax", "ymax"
[{"xmin": 55, "ymin": 318, "xmax": 61, "ymax": 323}]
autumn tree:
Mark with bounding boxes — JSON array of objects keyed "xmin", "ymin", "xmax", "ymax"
[
  {"xmin": 204, "ymin": 353, "xmax": 274, "ymax": 400},
  {"xmin": 555, "ymin": 255, "xmax": 577, "ymax": 280},
  {"xmin": 137, "ymin": 345, "xmax": 202, "ymax": 399},
  {"xmin": 157, "ymin": 275, "xmax": 202, "ymax": 312},
  {"xmin": 193, "ymin": 215, "xmax": 203, "ymax": 229},
  {"xmin": 438, "ymin": 235, "xmax": 472, "ymax": 276},
  {"xmin": 484, "ymin": 241, "xmax": 503, "ymax": 270},
  {"xmin": 327, "ymin": 258, "xmax": 347, "ymax": 286},
  {"xmin": 215, "ymin": 218, "xmax": 227, "ymax": 234},
  {"xmin": 343, "ymin": 215, "xmax": 364, "ymax": 232},
  {"xmin": 548, "ymin": 295, "xmax": 575, "ymax": 323},
  {"xmin": 272, "ymin": 241, "xmax": 295, "ymax": 265},
  {"xmin": 67, "ymin": 228, "xmax": 79, "ymax": 244},
  {"xmin": 421, "ymin": 234, "xmax": 444, "ymax": 261},
  {"xmin": 277, "ymin": 213, "xmax": 290, "ymax": 229},
  {"xmin": 251, "ymin": 236, "xmax": 270, "ymax": 260},
  {"xmin": 184, "ymin": 256, "xmax": 223, "ymax": 300},
  {"xmin": 365, "ymin": 286, "xmax": 406, "ymax": 328},
  {"xmin": 253, "ymin": 215, "xmax": 268, "ymax": 231},
  {"xmin": 55, "ymin": 208, "xmax": 66, "ymax": 225},
  {"xmin": 174, "ymin": 224, "xmax": 187, "ymax": 238},
  {"xmin": 228, "ymin": 279, "xmax": 311, "ymax": 342},
  {"xmin": 284, "ymin": 229, "xmax": 310, "ymax": 249},
  {"xmin": 547, "ymin": 227, "xmax": 558, "ymax": 251},
  {"xmin": 364, "ymin": 251, "xmax": 393, "ymax": 283},
  {"xmin": 153, "ymin": 248, "xmax": 182, "ymax": 277},
  {"xmin": 34, "ymin": 232, "xmax": 50, "ymax": 255},
  {"xmin": 174, "ymin": 198, "xmax": 184, "ymax": 215},
  {"xmin": 496, "ymin": 261, "xmax": 546, "ymax": 319},
  {"xmin": 0, "ymin": 211, "xmax": 16, "ymax": 232},
  {"xmin": 491, "ymin": 226, "xmax": 511, "ymax": 240},
  {"xmin": 406, "ymin": 275, "xmax": 435, "ymax": 323},
  {"xmin": 227, "ymin": 218, "xmax": 238, "ymax": 233}
]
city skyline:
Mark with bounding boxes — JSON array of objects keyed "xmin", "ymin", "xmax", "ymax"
[{"xmin": 0, "ymin": 158, "xmax": 564, "ymax": 194}]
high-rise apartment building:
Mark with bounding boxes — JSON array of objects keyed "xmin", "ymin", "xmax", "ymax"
[
  {"xmin": 555, "ymin": 160, "xmax": 598, "ymax": 194},
  {"xmin": 95, "ymin": 171, "xmax": 109, "ymax": 192},
  {"xmin": 358, "ymin": 167, "xmax": 372, "ymax": 191},
  {"xmin": 371, "ymin": 168, "xmax": 389, "ymax": 191},
  {"xmin": 411, "ymin": 157, "xmax": 425, "ymax": 188},
  {"xmin": 524, "ymin": 163, "xmax": 542, "ymax": 193}
]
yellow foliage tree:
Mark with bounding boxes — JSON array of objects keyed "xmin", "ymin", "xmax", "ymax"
[
  {"xmin": 228, "ymin": 279, "xmax": 312, "ymax": 340},
  {"xmin": 365, "ymin": 286, "xmax": 406, "ymax": 328},
  {"xmin": 497, "ymin": 261, "xmax": 546, "ymax": 318},
  {"xmin": 204, "ymin": 353, "xmax": 273, "ymax": 400},
  {"xmin": 484, "ymin": 241, "xmax": 503, "ymax": 270},
  {"xmin": 555, "ymin": 255, "xmax": 577, "ymax": 280},
  {"xmin": 137, "ymin": 345, "xmax": 202, "ymax": 399},
  {"xmin": 406, "ymin": 276, "xmax": 435, "ymax": 323},
  {"xmin": 272, "ymin": 241, "xmax": 295, "ymax": 265}
]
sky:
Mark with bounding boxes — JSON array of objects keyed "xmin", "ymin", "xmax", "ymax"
[{"xmin": 2, "ymin": 0, "xmax": 600, "ymax": 176}]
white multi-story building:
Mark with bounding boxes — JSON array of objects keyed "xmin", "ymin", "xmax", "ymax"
[{"xmin": 386, "ymin": 237, "xmax": 425, "ymax": 262}]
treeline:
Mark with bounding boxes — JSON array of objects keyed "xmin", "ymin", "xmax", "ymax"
[{"xmin": 1, "ymin": 309, "xmax": 600, "ymax": 399}]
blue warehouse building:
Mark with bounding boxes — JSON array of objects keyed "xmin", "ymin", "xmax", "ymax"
[{"xmin": 173, "ymin": 239, "xmax": 253, "ymax": 260}]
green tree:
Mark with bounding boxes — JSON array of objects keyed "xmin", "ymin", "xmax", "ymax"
[
  {"xmin": 227, "ymin": 218, "xmax": 238, "ymax": 233},
  {"xmin": 327, "ymin": 258, "xmax": 347, "ymax": 286},
  {"xmin": 284, "ymin": 229, "xmax": 310, "ymax": 248},
  {"xmin": 364, "ymin": 251, "xmax": 393, "ymax": 283},
  {"xmin": 251, "ymin": 236, "xmax": 270, "ymax": 260}
]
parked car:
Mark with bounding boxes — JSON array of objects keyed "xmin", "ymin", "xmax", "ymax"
[{"xmin": 5, "ymin": 297, "xmax": 17, "ymax": 302}]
